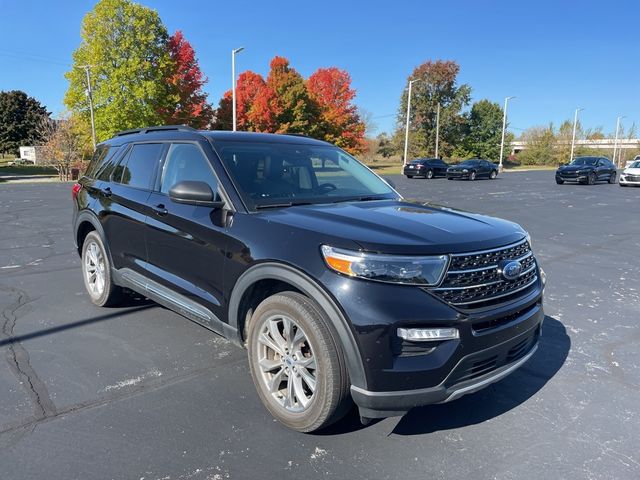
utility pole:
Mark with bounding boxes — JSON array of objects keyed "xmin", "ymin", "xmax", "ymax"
[
  {"xmin": 613, "ymin": 115, "xmax": 625, "ymax": 167},
  {"xmin": 435, "ymin": 103, "xmax": 440, "ymax": 158},
  {"xmin": 499, "ymin": 96, "xmax": 515, "ymax": 172},
  {"xmin": 570, "ymin": 107, "xmax": 583, "ymax": 163},
  {"xmin": 403, "ymin": 79, "xmax": 420, "ymax": 167},
  {"xmin": 231, "ymin": 47, "xmax": 244, "ymax": 131},
  {"xmin": 79, "ymin": 65, "xmax": 97, "ymax": 150}
]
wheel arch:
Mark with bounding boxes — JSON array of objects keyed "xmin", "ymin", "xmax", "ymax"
[
  {"xmin": 228, "ymin": 262, "xmax": 368, "ymax": 389},
  {"xmin": 74, "ymin": 211, "xmax": 114, "ymax": 266}
]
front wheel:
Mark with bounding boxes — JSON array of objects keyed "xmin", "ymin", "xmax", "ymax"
[
  {"xmin": 608, "ymin": 172, "xmax": 617, "ymax": 184},
  {"xmin": 81, "ymin": 231, "xmax": 124, "ymax": 307},
  {"xmin": 469, "ymin": 171, "xmax": 477, "ymax": 181},
  {"xmin": 587, "ymin": 172, "xmax": 596, "ymax": 185},
  {"xmin": 489, "ymin": 170, "xmax": 497, "ymax": 179},
  {"xmin": 556, "ymin": 178, "xmax": 564, "ymax": 185},
  {"xmin": 247, "ymin": 292, "xmax": 351, "ymax": 432}
]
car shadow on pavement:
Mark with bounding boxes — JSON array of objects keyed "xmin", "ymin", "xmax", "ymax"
[{"xmin": 390, "ymin": 316, "xmax": 570, "ymax": 436}]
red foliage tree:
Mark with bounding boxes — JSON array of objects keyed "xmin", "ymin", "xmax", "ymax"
[
  {"xmin": 307, "ymin": 67, "xmax": 366, "ymax": 154},
  {"xmin": 161, "ymin": 30, "xmax": 214, "ymax": 128}
]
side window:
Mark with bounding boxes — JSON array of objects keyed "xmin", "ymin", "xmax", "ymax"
[
  {"xmin": 95, "ymin": 146, "xmax": 122, "ymax": 181},
  {"xmin": 114, "ymin": 143, "xmax": 164, "ymax": 189},
  {"xmin": 160, "ymin": 143, "xmax": 218, "ymax": 194},
  {"xmin": 84, "ymin": 146, "xmax": 108, "ymax": 178}
]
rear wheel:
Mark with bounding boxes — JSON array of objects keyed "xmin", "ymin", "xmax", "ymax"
[
  {"xmin": 426, "ymin": 169, "xmax": 434, "ymax": 179},
  {"xmin": 406, "ymin": 175, "xmax": 413, "ymax": 179},
  {"xmin": 608, "ymin": 172, "xmax": 617, "ymax": 184},
  {"xmin": 247, "ymin": 292, "xmax": 351, "ymax": 432},
  {"xmin": 81, "ymin": 231, "xmax": 124, "ymax": 307}
]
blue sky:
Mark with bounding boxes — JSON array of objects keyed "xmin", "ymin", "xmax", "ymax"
[{"xmin": 1, "ymin": 0, "xmax": 638, "ymax": 136}]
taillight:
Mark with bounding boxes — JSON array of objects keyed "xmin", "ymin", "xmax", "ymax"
[{"xmin": 72, "ymin": 183, "xmax": 82, "ymax": 200}]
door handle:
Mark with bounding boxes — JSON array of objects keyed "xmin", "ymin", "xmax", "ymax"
[
  {"xmin": 101, "ymin": 187, "xmax": 112, "ymax": 197},
  {"xmin": 152, "ymin": 204, "xmax": 168, "ymax": 216}
]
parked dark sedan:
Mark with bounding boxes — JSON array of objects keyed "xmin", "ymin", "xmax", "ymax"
[
  {"xmin": 555, "ymin": 157, "xmax": 617, "ymax": 185},
  {"xmin": 403, "ymin": 158, "xmax": 449, "ymax": 179},
  {"xmin": 446, "ymin": 159, "xmax": 498, "ymax": 180}
]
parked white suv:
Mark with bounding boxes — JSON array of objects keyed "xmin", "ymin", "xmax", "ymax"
[{"xmin": 619, "ymin": 160, "xmax": 640, "ymax": 187}]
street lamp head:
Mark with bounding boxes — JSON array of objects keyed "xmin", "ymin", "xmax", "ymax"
[
  {"xmin": 233, "ymin": 47, "xmax": 244, "ymax": 54},
  {"xmin": 506, "ymin": 96, "xmax": 516, "ymax": 101}
]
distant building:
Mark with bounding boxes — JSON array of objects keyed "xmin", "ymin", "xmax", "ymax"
[{"xmin": 19, "ymin": 146, "xmax": 45, "ymax": 164}]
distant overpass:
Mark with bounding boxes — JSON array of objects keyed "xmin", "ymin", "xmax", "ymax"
[{"xmin": 511, "ymin": 138, "xmax": 640, "ymax": 155}]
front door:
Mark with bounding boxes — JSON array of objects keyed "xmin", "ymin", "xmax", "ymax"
[{"xmin": 145, "ymin": 141, "xmax": 230, "ymax": 326}]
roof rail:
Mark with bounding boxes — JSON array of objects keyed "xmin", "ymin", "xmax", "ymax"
[{"xmin": 115, "ymin": 125, "xmax": 197, "ymax": 137}]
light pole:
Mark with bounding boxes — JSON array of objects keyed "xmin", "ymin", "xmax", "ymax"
[
  {"xmin": 231, "ymin": 47, "xmax": 244, "ymax": 131},
  {"xmin": 403, "ymin": 79, "xmax": 421, "ymax": 167},
  {"xmin": 435, "ymin": 103, "xmax": 441, "ymax": 158},
  {"xmin": 498, "ymin": 96, "xmax": 515, "ymax": 172},
  {"xmin": 612, "ymin": 115, "xmax": 625, "ymax": 167},
  {"xmin": 78, "ymin": 65, "xmax": 97, "ymax": 150},
  {"xmin": 569, "ymin": 107, "xmax": 584, "ymax": 163}
]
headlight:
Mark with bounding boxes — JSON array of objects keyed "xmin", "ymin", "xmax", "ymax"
[
  {"xmin": 525, "ymin": 231, "xmax": 532, "ymax": 247},
  {"xmin": 321, "ymin": 245, "xmax": 449, "ymax": 286},
  {"xmin": 462, "ymin": 169, "xmax": 468, "ymax": 173}
]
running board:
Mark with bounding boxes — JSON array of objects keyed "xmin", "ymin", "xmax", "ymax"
[{"xmin": 114, "ymin": 268, "xmax": 239, "ymax": 343}]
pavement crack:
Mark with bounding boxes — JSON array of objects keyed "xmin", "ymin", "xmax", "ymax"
[{"xmin": 0, "ymin": 286, "xmax": 57, "ymax": 420}]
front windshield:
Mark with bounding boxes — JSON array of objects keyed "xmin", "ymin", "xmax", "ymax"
[
  {"xmin": 571, "ymin": 157, "xmax": 597, "ymax": 166},
  {"xmin": 213, "ymin": 141, "xmax": 397, "ymax": 209},
  {"xmin": 630, "ymin": 161, "xmax": 640, "ymax": 169},
  {"xmin": 458, "ymin": 160, "xmax": 477, "ymax": 167}
]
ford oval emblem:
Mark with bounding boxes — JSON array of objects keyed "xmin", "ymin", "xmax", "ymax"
[{"xmin": 500, "ymin": 260, "xmax": 523, "ymax": 281}]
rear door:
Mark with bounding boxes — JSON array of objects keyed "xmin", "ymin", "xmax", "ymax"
[
  {"xmin": 100, "ymin": 142, "xmax": 165, "ymax": 275},
  {"xmin": 145, "ymin": 141, "xmax": 231, "ymax": 325}
]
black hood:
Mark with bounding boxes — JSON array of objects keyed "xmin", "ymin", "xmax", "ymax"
[
  {"xmin": 256, "ymin": 199, "xmax": 527, "ymax": 255},
  {"xmin": 558, "ymin": 164, "xmax": 594, "ymax": 172}
]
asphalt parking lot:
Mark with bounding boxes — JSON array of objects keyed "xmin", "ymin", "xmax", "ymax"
[{"xmin": 1, "ymin": 170, "xmax": 639, "ymax": 480}]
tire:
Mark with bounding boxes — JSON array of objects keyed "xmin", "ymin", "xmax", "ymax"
[
  {"xmin": 489, "ymin": 170, "xmax": 497, "ymax": 179},
  {"xmin": 406, "ymin": 175, "xmax": 413, "ymax": 179},
  {"xmin": 469, "ymin": 171, "xmax": 477, "ymax": 181},
  {"xmin": 447, "ymin": 177, "xmax": 453, "ymax": 180},
  {"xmin": 247, "ymin": 291, "xmax": 351, "ymax": 432},
  {"xmin": 81, "ymin": 231, "xmax": 124, "ymax": 307},
  {"xmin": 608, "ymin": 172, "xmax": 616, "ymax": 184},
  {"xmin": 426, "ymin": 169, "xmax": 434, "ymax": 179},
  {"xmin": 620, "ymin": 183, "xmax": 627, "ymax": 187},
  {"xmin": 556, "ymin": 178, "xmax": 564, "ymax": 185},
  {"xmin": 587, "ymin": 172, "xmax": 596, "ymax": 185}
]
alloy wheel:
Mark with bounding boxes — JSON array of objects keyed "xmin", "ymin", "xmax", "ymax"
[
  {"xmin": 84, "ymin": 241, "xmax": 105, "ymax": 297},
  {"xmin": 256, "ymin": 314, "xmax": 317, "ymax": 413}
]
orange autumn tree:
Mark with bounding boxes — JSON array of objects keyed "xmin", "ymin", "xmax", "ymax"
[
  {"xmin": 307, "ymin": 67, "xmax": 366, "ymax": 154},
  {"xmin": 161, "ymin": 30, "xmax": 214, "ymax": 128},
  {"xmin": 213, "ymin": 57, "xmax": 366, "ymax": 155}
]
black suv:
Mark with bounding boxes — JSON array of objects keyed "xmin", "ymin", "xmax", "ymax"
[
  {"xmin": 555, "ymin": 156, "xmax": 617, "ymax": 185},
  {"xmin": 446, "ymin": 159, "xmax": 499, "ymax": 180},
  {"xmin": 403, "ymin": 158, "xmax": 449, "ymax": 179},
  {"xmin": 73, "ymin": 126, "xmax": 545, "ymax": 432}
]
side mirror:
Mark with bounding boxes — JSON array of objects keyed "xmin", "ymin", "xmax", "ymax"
[{"xmin": 169, "ymin": 181, "xmax": 225, "ymax": 208}]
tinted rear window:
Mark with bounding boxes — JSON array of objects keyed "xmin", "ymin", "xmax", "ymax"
[{"xmin": 114, "ymin": 143, "xmax": 164, "ymax": 190}]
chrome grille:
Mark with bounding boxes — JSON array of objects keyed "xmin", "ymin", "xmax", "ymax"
[{"xmin": 430, "ymin": 238, "xmax": 538, "ymax": 308}]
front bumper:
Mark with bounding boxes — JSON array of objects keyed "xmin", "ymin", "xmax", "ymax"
[
  {"xmin": 619, "ymin": 174, "xmax": 640, "ymax": 185},
  {"xmin": 352, "ymin": 320, "xmax": 541, "ymax": 418},
  {"xmin": 446, "ymin": 171, "xmax": 471, "ymax": 179},
  {"xmin": 556, "ymin": 172, "xmax": 588, "ymax": 182}
]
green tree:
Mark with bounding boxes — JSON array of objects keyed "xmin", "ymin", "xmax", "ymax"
[
  {"xmin": 463, "ymin": 99, "xmax": 504, "ymax": 160},
  {"xmin": 517, "ymin": 124, "xmax": 557, "ymax": 165},
  {"xmin": 376, "ymin": 132, "xmax": 396, "ymax": 158},
  {"xmin": 64, "ymin": 0, "xmax": 174, "ymax": 142},
  {"xmin": 395, "ymin": 60, "xmax": 471, "ymax": 159},
  {"xmin": 0, "ymin": 90, "xmax": 50, "ymax": 155}
]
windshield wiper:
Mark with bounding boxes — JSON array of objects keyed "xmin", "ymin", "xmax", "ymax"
[
  {"xmin": 255, "ymin": 200, "xmax": 315, "ymax": 209},
  {"xmin": 329, "ymin": 195, "xmax": 389, "ymax": 204}
]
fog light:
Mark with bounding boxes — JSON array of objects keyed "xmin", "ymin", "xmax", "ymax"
[
  {"xmin": 539, "ymin": 266, "xmax": 546, "ymax": 291},
  {"xmin": 397, "ymin": 327, "xmax": 459, "ymax": 342}
]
